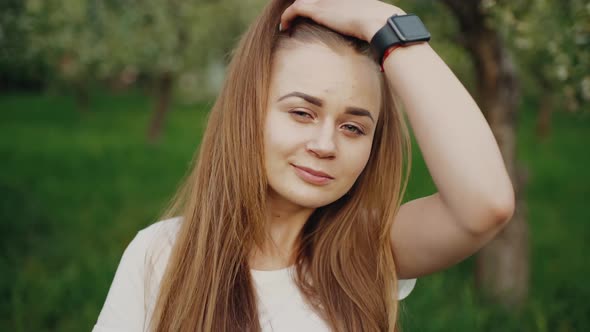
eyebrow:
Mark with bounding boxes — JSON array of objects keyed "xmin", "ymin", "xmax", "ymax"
[{"xmin": 277, "ymin": 91, "xmax": 375, "ymax": 123}]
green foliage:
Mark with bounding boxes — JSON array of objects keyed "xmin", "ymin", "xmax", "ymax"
[
  {"xmin": 21, "ymin": 0, "xmax": 267, "ymax": 98},
  {"xmin": 392, "ymin": 0, "xmax": 478, "ymax": 91},
  {"xmin": 1, "ymin": 91, "xmax": 588, "ymax": 331},
  {"xmin": 16, "ymin": 0, "xmax": 590, "ymax": 106},
  {"xmin": 23, "ymin": 0, "xmax": 106, "ymax": 81},
  {"xmin": 486, "ymin": 0, "xmax": 590, "ymax": 112},
  {"xmin": 0, "ymin": 0, "xmax": 46, "ymax": 89},
  {"xmin": 391, "ymin": 0, "xmax": 590, "ymax": 113}
]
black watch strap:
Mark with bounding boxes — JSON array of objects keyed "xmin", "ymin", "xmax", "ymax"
[
  {"xmin": 370, "ymin": 14, "xmax": 431, "ymax": 63},
  {"xmin": 370, "ymin": 22, "xmax": 402, "ymax": 62}
]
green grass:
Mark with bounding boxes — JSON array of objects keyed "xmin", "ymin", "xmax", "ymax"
[
  {"xmin": 0, "ymin": 91, "xmax": 588, "ymax": 331},
  {"xmin": 0, "ymin": 91, "xmax": 210, "ymax": 331}
]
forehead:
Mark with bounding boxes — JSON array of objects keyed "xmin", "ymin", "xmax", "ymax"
[{"xmin": 270, "ymin": 42, "xmax": 381, "ymax": 116}]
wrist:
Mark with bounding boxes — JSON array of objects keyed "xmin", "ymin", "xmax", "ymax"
[
  {"xmin": 379, "ymin": 45, "xmax": 403, "ymax": 72},
  {"xmin": 370, "ymin": 12, "xmax": 431, "ymax": 69}
]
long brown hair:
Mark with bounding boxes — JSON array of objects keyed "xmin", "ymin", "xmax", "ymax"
[{"xmin": 149, "ymin": 1, "xmax": 412, "ymax": 331}]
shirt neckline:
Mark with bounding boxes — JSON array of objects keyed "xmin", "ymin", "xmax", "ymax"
[{"xmin": 250, "ymin": 265, "xmax": 296, "ymax": 283}]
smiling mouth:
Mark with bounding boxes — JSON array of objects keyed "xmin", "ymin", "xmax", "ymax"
[{"xmin": 291, "ymin": 164, "xmax": 334, "ymax": 186}]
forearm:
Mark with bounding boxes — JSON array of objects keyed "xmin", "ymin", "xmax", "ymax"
[{"xmin": 383, "ymin": 43, "xmax": 515, "ymax": 232}]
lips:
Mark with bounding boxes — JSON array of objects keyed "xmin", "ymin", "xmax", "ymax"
[
  {"xmin": 291, "ymin": 164, "xmax": 334, "ymax": 179},
  {"xmin": 291, "ymin": 163, "xmax": 334, "ymax": 186}
]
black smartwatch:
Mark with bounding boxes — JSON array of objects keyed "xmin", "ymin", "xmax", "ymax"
[{"xmin": 370, "ymin": 14, "xmax": 431, "ymax": 62}]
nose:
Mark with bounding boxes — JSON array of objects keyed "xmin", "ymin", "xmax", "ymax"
[{"xmin": 306, "ymin": 123, "xmax": 336, "ymax": 159}]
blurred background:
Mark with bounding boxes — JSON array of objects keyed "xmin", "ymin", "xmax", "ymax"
[{"xmin": 1, "ymin": 0, "xmax": 588, "ymax": 331}]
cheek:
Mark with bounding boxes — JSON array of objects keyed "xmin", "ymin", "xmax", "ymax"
[
  {"xmin": 264, "ymin": 111, "xmax": 298, "ymax": 164},
  {"xmin": 346, "ymin": 145, "xmax": 372, "ymax": 178},
  {"xmin": 338, "ymin": 136, "xmax": 375, "ymax": 187}
]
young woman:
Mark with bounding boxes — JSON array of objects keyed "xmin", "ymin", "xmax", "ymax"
[{"xmin": 93, "ymin": 0, "xmax": 515, "ymax": 331}]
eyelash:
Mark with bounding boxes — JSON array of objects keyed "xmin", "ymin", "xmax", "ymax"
[
  {"xmin": 289, "ymin": 110, "xmax": 366, "ymax": 136},
  {"xmin": 290, "ymin": 110, "xmax": 313, "ymax": 119},
  {"xmin": 342, "ymin": 124, "xmax": 364, "ymax": 135}
]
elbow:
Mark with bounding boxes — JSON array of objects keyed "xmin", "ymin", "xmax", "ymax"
[
  {"xmin": 490, "ymin": 196, "xmax": 515, "ymax": 229},
  {"xmin": 494, "ymin": 182, "xmax": 516, "ymax": 226},
  {"xmin": 469, "ymin": 191, "xmax": 516, "ymax": 236}
]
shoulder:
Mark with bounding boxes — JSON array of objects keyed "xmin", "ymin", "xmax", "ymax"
[
  {"xmin": 107, "ymin": 216, "xmax": 184, "ymax": 284},
  {"xmin": 137, "ymin": 216, "xmax": 183, "ymax": 245},
  {"xmin": 92, "ymin": 217, "xmax": 185, "ymax": 331},
  {"xmin": 119, "ymin": 216, "xmax": 183, "ymax": 268},
  {"xmin": 102, "ymin": 216, "xmax": 185, "ymax": 300},
  {"xmin": 134, "ymin": 216, "xmax": 184, "ymax": 280}
]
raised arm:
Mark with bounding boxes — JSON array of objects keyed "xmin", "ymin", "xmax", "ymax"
[
  {"xmin": 281, "ymin": 0, "xmax": 515, "ymax": 278},
  {"xmin": 380, "ymin": 35, "xmax": 514, "ymax": 278}
]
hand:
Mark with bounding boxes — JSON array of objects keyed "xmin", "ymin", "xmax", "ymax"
[{"xmin": 279, "ymin": 0, "xmax": 406, "ymax": 42}]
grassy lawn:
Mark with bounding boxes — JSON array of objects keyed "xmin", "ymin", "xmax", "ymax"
[{"xmin": 0, "ymin": 91, "xmax": 588, "ymax": 331}]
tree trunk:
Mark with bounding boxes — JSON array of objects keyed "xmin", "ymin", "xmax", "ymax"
[
  {"xmin": 147, "ymin": 72, "xmax": 174, "ymax": 143},
  {"xmin": 442, "ymin": 0, "xmax": 529, "ymax": 308}
]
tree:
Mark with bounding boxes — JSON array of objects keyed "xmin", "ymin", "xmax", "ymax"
[
  {"xmin": 391, "ymin": 0, "xmax": 530, "ymax": 307},
  {"xmin": 90, "ymin": 0, "xmax": 266, "ymax": 142},
  {"xmin": 439, "ymin": 0, "xmax": 528, "ymax": 308},
  {"xmin": 0, "ymin": 0, "xmax": 45, "ymax": 91},
  {"xmin": 23, "ymin": 0, "xmax": 111, "ymax": 111},
  {"xmin": 23, "ymin": 0, "xmax": 267, "ymax": 140},
  {"xmin": 487, "ymin": 0, "xmax": 590, "ymax": 137}
]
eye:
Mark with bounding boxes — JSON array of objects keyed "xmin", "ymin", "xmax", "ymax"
[
  {"xmin": 342, "ymin": 124, "xmax": 365, "ymax": 136},
  {"xmin": 289, "ymin": 110, "xmax": 313, "ymax": 119}
]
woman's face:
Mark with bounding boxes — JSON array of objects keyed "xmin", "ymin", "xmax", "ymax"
[{"xmin": 264, "ymin": 42, "xmax": 382, "ymax": 209}]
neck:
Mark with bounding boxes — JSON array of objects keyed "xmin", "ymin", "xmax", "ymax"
[{"xmin": 249, "ymin": 191, "xmax": 315, "ymax": 270}]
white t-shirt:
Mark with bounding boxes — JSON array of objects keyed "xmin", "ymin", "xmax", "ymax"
[{"xmin": 92, "ymin": 217, "xmax": 417, "ymax": 332}]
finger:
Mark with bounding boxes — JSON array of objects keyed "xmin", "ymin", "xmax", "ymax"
[{"xmin": 280, "ymin": 0, "xmax": 317, "ymax": 31}]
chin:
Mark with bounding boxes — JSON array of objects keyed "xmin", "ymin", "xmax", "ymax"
[
  {"xmin": 274, "ymin": 185, "xmax": 346, "ymax": 209},
  {"xmin": 292, "ymin": 195, "xmax": 336, "ymax": 209}
]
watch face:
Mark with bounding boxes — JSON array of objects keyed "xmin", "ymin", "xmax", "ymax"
[{"xmin": 389, "ymin": 14, "xmax": 431, "ymax": 42}]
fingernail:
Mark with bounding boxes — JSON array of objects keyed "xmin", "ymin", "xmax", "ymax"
[{"xmin": 278, "ymin": 23, "xmax": 283, "ymax": 32}]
